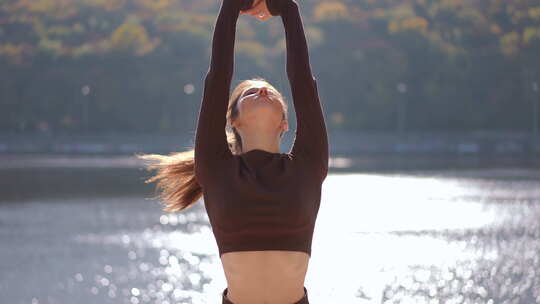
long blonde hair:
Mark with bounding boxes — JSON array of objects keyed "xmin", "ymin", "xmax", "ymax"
[{"xmin": 136, "ymin": 77, "xmax": 288, "ymax": 213}]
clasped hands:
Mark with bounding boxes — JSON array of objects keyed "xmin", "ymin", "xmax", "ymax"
[{"xmin": 240, "ymin": 0, "xmax": 272, "ymax": 22}]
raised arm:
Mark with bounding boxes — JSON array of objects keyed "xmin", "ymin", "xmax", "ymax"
[
  {"xmin": 194, "ymin": 0, "xmax": 253, "ymax": 184},
  {"xmin": 267, "ymin": 0, "xmax": 329, "ymax": 180}
]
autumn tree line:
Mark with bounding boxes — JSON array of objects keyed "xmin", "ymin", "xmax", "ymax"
[{"xmin": 1, "ymin": 0, "xmax": 539, "ymax": 135}]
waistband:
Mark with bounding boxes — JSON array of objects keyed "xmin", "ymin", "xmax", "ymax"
[{"xmin": 222, "ymin": 286, "xmax": 309, "ymax": 304}]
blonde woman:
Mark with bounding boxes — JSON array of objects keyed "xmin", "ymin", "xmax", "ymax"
[{"xmin": 138, "ymin": 0, "xmax": 328, "ymax": 302}]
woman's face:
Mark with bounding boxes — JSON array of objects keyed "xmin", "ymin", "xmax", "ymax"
[{"xmin": 234, "ymin": 82, "xmax": 285, "ymax": 131}]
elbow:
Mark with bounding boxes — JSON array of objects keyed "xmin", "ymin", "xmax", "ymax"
[
  {"xmin": 321, "ymin": 144, "xmax": 329, "ymax": 180},
  {"xmin": 319, "ymin": 156, "xmax": 329, "ymax": 183},
  {"xmin": 193, "ymin": 141, "xmax": 207, "ymax": 182},
  {"xmin": 193, "ymin": 155, "xmax": 207, "ymax": 187}
]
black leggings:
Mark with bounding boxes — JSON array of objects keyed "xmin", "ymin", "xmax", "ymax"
[{"xmin": 222, "ymin": 286, "xmax": 309, "ymax": 304}]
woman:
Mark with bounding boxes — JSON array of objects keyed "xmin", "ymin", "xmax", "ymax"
[{"xmin": 138, "ymin": 0, "xmax": 328, "ymax": 302}]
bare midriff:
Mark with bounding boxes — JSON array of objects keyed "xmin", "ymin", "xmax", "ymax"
[{"xmin": 221, "ymin": 250, "xmax": 309, "ymax": 303}]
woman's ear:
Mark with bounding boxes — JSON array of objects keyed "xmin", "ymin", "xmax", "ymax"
[{"xmin": 231, "ymin": 118, "xmax": 242, "ymax": 130}]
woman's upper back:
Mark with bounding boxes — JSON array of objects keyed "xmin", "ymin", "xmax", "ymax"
[
  {"xmin": 201, "ymin": 147, "xmax": 325, "ymax": 302},
  {"xmin": 200, "ymin": 148, "xmax": 326, "ymax": 259}
]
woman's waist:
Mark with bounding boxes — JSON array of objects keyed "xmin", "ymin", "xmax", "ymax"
[
  {"xmin": 221, "ymin": 250, "xmax": 309, "ymax": 279},
  {"xmin": 224, "ymin": 284, "xmax": 308, "ymax": 304},
  {"xmin": 222, "ymin": 252, "xmax": 309, "ymax": 304}
]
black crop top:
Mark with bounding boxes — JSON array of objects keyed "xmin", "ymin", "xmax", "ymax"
[{"xmin": 194, "ymin": 0, "xmax": 329, "ymax": 258}]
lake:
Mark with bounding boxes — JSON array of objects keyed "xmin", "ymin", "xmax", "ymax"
[{"xmin": 1, "ymin": 154, "xmax": 539, "ymax": 304}]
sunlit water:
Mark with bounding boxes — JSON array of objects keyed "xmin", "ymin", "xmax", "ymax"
[{"xmin": 1, "ymin": 165, "xmax": 540, "ymax": 304}]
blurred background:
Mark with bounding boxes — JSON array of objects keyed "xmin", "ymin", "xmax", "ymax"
[{"xmin": 1, "ymin": 0, "xmax": 540, "ymax": 303}]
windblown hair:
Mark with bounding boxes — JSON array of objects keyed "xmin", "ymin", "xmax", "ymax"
[{"xmin": 136, "ymin": 77, "xmax": 288, "ymax": 213}]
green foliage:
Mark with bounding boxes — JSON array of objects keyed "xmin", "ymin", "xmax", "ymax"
[
  {"xmin": 109, "ymin": 22, "xmax": 159, "ymax": 56},
  {"xmin": 38, "ymin": 38, "xmax": 63, "ymax": 56},
  {"xmin": 0, "ymin": 0, "xmax": 539, "ymax": 134}
]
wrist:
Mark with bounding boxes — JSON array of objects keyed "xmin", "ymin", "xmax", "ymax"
[
  {"xmin": 266, "ymin": 0, "xmax": 284, "ymax": 16},
  {"xmin": 238, "ymin": 0, "xmax": 255, "ymax": 11},
  {"xmin": 224, "ymin": 0, "xmax": 255, "ymax": 12},
  {"xmin": 266, "ymin": 0, "xmax": 296, "ymax": 16}
]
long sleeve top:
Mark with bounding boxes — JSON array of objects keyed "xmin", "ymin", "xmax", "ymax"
[{"xmin": 194, "ymin": 0, "xmax": 329, "ymax": 258}]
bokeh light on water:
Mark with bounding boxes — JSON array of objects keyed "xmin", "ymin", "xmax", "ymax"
[
  {"xmin": 1, "ymin": 164, "xmax": 540, "ymax": 304},
  {"xmin": 311, "ymin": 171, "xmax": 540, "ymax": 303}
]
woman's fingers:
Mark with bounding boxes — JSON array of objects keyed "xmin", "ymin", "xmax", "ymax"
[
  {"xmin": 251, "ymin": 0, "xmax": 265, "ymax": 9},
  {"xmin": 258, "ymin": 0, "xmax": 272, "ymax": 21},
  {"xmin": 241, "ymin": 0, "xmax": 272, "ymax": 21},
  {"xmin": 258, "ymin": 11, "xmax": 272, "ymax": 21}
]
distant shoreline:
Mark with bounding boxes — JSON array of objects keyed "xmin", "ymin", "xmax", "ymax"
[
  {"xmin": 0, "ymin": 153, "xmax": 538, "ymax": 171},
  {"xmin": 0, "ymin": 131, "xmax": 539, "ymax": 171},
  {"xmin": 1, "ymin": 131, "xmax": 539, "ymax": 156}
]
